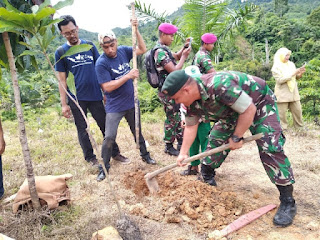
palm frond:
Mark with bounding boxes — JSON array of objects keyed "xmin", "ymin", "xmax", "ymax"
[
  {"xmin": 134, "ymin": 0, "xmax": 170, "ymax": 25},
  {"xmin": 180, "ymin": 0, "xmax": 227, "ymax": 53},
  {"xmin": 219, "ymin": 3, "xmax": 258, "ymax": 41}
]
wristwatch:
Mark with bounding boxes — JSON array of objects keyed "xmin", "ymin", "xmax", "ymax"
[{"xmin": 231, "ymin": 135, "xmax": 244, "ymax": 143}]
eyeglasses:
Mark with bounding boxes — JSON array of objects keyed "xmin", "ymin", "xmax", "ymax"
[{"xmin": 62, "ymin": 29, "xmax": 78, "ymax": 37}]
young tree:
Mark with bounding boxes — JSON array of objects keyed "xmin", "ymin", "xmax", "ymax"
[{"xmin": 0, "ymin": 0, "xmax": 77, "ymax": 210}]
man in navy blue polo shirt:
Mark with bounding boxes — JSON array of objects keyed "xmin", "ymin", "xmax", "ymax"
[
  {"xmin": 55, "ymin": 15, "xmax": 124, "ymax": 175},
  {"xmin": 95, "ymin": 19, "xmax": 156, "ymax": 181}
]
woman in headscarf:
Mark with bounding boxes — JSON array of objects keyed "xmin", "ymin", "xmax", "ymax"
[{"xmin": 271, "ymin": 47, "xmax": 305, "ymax": 130}]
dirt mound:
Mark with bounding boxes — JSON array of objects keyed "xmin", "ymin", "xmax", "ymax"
[{"xmin": 123, "ymin": 170, "xmax": 252, "ymax": 233}]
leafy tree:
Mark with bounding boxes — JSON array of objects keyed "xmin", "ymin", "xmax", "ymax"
[
  {"xmin": 0, "ymin": 0, "xmax": 75, "ymax": 210},
  {"xmin": 298, "ymin": 59, "xmax": 320, "ymax": 119},
  {"xmin": 274, "ymin": 0, "xmax": 289, "ymax": 17},
  {"xmin": 307, "ymin": 5, "xmax": 320, "ymax": 28},
  {"xmin": 1, "ymin": 1, "xmax": 137, "ymax": 228}
]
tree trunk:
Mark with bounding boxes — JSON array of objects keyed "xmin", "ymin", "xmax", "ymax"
[
  {"xmin": 2, "ymin": 32, "xmax": 41, "ymax": 210},
  {"xmin": 252, "ymin": 46, "xmax": 255, "ymax": 60},
  {"xmin": 265, "ymin": 38, "xmax": 270, "ymax": 66}
]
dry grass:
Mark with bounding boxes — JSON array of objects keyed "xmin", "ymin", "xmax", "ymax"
[{"xmin": 0, "ymin": 109, "xmax": 320, "ymax": 240}]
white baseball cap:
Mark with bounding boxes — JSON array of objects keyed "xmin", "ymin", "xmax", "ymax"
[{"xmin": 98, "ymin": 30, "xmax": 116, "ymax": 44}]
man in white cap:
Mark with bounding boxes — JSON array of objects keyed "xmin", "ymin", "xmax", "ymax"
[
  {"xmin": 95, "ymin": 19, "xmax": 156, "ymax": 181},
  {"xmin": 154, "ymin": 22, "xmax": 192, "ymax": 156},
  {"xmin": 55, "ymin": 15, "xmax": 123, "ymax": 177}
]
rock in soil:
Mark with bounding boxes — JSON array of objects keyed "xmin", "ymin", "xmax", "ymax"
[{"xmin": 116, "ymin": 215, "xmax": 142, "ymax": 240}]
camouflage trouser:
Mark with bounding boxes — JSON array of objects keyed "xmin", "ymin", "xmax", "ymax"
[
  {"xmin": 203, "ymin": 100, "xmax": 295, "ymax": 186},
  {"xmin": 158, "ymin": 91, "xmax": 183, "ymax": 144}
]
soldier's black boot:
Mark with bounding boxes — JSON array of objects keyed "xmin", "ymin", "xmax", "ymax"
[
  {"xmin": 177, "ymin": 140, "xmax": 183, "ymax": 151},
  {"xmin": 273, "ymin": 185, "xmax": 297, "ymax": 227},
  {"xmin": 164, "ymin": 143, "xmax": 179, "ymax": 156},
  {"xmin": 200, "ymin": 163, "xmax": 217, "ymax": 186}
]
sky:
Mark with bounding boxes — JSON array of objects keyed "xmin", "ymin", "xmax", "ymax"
[{"xmin": 51, "ymin": 0, "xmax": 185, "ymax": 33}]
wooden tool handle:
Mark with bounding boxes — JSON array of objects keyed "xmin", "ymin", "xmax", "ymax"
[
  {"xmin": 145, "ymin": 133, "xmax": 263, "ymax": 180},
  {"xmin": 219, "ymin": 204, "xmax": 277, "ymax": 237},
  {"xmin": 131, "ymin": 2, "xmax": 140, "ymax": 149}
]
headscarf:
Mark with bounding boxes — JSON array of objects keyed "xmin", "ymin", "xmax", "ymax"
[{"xmin": 271, "ymin": 47, "xmax": 296, "ymax": 92}]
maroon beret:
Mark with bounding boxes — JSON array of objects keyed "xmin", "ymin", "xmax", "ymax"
[
  {"xmin": 158, "ymin": 23, "xmax": 178, "ymax": 34},
  {"xmin": 201, "ymin": 33, "xmax": 217, "ymax": 44}
]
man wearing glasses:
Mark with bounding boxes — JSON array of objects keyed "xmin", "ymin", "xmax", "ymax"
[{"xmin": 55, "ymin": 15, "xmax": 124, "ymax": 179}]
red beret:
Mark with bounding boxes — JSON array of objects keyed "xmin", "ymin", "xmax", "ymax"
[
  {"xmin": 158, "ymin": 23, "xmax": 178, "ymax": 34},
  {"xmin": 201, "ymin": 33, "xmax": 217, "ymax": 44}
]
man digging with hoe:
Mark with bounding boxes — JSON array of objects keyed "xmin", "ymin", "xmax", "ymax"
[{"xmin": 161, "ymin": 70, "xmax": 297, "ymax": 227}]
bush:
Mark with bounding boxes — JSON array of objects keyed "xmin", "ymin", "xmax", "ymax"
[{"xmin": 138, "ymin": 79, "xmax": 161, "ymax": 113}]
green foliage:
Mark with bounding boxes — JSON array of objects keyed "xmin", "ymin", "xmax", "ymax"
[
  {"xmin": 0, "ymin": 69, "xmax": 60, "ymax": 119},
  {"xmin": 307, "ymin": 6, "xmax": 320, "ymax": 28},
  {"xmin": 0, "ymin": 0, "xmax": 99, "ymax": 120},
  {"xmin": 0, "ymin": 0, "xmax": 319, "ymax": 121},
  {"xmin": 298, "ymin": 59, "xmax": 320, "ymax": 118},
  {"xmin": 135, "ymin": 0, "xmax": 170, "ymax": 24},
  {"xmin": 138, "ymin": 79, "xmax": 161, "ymax": 113},
  {"xmin": 135, "ymin": 0, "xmax": 258, "ymax": 56},
  {"xmin": 57, "ymin": 43, "xmax": 93, "ymax": 63},
  {"xmin": 274, "ymin": 0, "xmax": 288, "ymax": 17}
]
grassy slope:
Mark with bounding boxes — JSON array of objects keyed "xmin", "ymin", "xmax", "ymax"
[{"xmin": 0, "ymin": 109, "xmax": 319, "ymax": 239}]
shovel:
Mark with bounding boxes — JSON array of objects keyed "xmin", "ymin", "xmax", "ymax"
[{"xmin": 145, "ymin": 133, "xmax": 263, "ymax": 194}]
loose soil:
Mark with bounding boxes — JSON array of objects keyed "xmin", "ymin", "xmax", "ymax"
[{"xmin": 1, "ymin": 119, "xmax": 320, "ymax": 240}]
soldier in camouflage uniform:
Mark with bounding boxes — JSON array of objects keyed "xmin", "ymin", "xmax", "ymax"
[
  {"xmin": 180, "ymin": 33, "xmax": 218, "ymax": 175},
  {"xmin": 154, "ymin": 23, "xmax": 191, "ymax": 156},
  {"xmin": 193, "ymin": 33, "xmax": 217, "ymax": 74},
  {"xmin": 161, "ymin": 70, "xmax": 297, "ymax": 227}
]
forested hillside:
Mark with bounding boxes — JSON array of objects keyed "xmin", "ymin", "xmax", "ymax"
[{"xmin": 1, "ymin": 0, "xmax": 319, "ymax": 123}]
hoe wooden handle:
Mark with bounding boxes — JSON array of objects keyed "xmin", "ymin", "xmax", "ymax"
[
  {"xmin": 131, "ymin": 2, "xmax": 140, "ymax": 149},
  {"xmin": 145, "ymin": 133, "xmax": 263, "ymax": 180}
]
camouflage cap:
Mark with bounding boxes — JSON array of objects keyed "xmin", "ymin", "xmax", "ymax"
[{"xmin": 161, "ymin": 70, "xmax": 190, "ymax": 96}]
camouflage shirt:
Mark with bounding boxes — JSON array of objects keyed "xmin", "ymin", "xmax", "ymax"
[
  {"xmin": 192, "ymin": 47, "xmax": 214, "ymax": 74},
  {"xmin": 154, "ymin": 42, "xmax": 176, "ymax": 81},
  {"xmin": 185, "ymin": 71, "xmax": 276, "ymax": 126}
]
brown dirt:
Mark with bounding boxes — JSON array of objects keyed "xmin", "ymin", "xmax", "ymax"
[
  {"xmin": 1, "ymin": 120, "xmax": 320, "ymax": 240},
  {"xmin": 123, "ymin": 170, "xmax": 251, "ymax": 233},
  {"xmin": 116, "ymin": 125, "xmax": 320, "ymax": 240}
]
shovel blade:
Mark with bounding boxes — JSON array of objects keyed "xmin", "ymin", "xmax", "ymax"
[{"xmin": 145, "ymin": 176, "xmax": 160, "ymax": 194}]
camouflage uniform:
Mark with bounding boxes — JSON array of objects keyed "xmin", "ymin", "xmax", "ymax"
[
  {"xmin": 154, "ymin": 42, "xmax": 183, "ymax": 144},
  {"xmin": 185, "ymin": 71, "xmax": 295, "ymax": 186},
  {"xmin": 184, "ymin": 48, "xmax": 215, "ymax": 167},
  {"xmin": 192, "ymin": 47, "xmax": 215, "ymax": 74}
]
